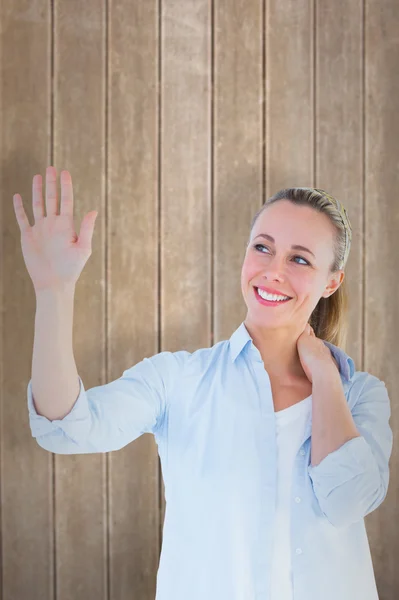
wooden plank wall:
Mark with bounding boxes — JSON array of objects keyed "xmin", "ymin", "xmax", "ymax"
[{"xmin": 1, "ymin": 1, "xmax": 397, "ymax": 599}]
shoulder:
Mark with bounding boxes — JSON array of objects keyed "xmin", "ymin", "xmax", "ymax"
[
  {"xmin": 146, "ymin": 339, "xmax": 229, "ymax": 378},
  {"xmin": 138, "ymin": 339, "xmax": 226, "ymax": 373}
]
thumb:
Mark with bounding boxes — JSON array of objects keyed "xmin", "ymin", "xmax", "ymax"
[{"xmin": 77, "ymin": 211, "xmax": 98, "ymax": 251}]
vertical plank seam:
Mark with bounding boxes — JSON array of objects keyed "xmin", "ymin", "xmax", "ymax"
[
  {"xmin": 210, "ymin": 0, "xmax": 215, "ymax": 349},
  {"xmin": 313, "ymin": 0, "xmax": 316, "ymax": 189},
  {"xmin": 0, "ymin": 0, "xmax": 3, "ymax": 595},
  {"xmin": 0, "ymin": 0, "xmax": 4, "ymax": 593},
  {"xmin": 50, "ymin": 0, "xmax": 56, "ymax": 598},
  {"xmin": 263, "ymin": 0, "xmax": 267, "ymax": 205},
  {"xmin": 0, "ymin": 0, "xmax": 3, "ymax": 594},
  {"xmin": 157, "ymin": 0, "xmax": 163, "ymax": 567},
  {"xmin": 361, "ymin": 0, "xmax": 365, "ymax": 373},
  {"xmin": 105, "ymin": 0, "xmax": 110, "ymax": 598}
]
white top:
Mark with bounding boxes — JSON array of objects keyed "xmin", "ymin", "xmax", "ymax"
[{"xmin": 271, "ymin": 395, "xmax": 311, "ymax": 599}]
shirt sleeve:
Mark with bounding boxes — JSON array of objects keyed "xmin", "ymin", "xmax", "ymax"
[
  {"xmin": 27, "ymin": 350, "xmax": 187, "ymax": 455},
  {"xmin": 307, "ymin": 373, "xmax": 393, "ymax": 528}
]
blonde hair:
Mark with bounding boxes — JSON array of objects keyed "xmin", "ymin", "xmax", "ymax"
[{"xmin": 249, "ymin": 188, "xmax": 352, "ymax": 352}]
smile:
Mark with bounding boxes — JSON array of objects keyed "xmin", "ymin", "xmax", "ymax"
[{"xmin": 253, "ymin": 287, "xmax": 292, "ymax": 306}]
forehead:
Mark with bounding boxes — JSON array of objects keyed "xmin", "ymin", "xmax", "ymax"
[{"xmin": 253, "ymin": 201, "xmax": 335, "ymax": 245}]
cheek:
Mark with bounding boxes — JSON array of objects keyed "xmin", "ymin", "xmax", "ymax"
[{"xmin": 241, "ymin": 256, "xmax": 258, "ymax": 286}]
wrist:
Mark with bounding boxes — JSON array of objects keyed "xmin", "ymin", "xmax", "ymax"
[{"xmin": 311, "ymin": 359, "xmax": 340, "ymax": 385}]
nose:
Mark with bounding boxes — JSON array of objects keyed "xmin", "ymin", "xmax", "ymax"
[{"xmin": 259, "ymin": 255, "xmax": 287, "ymax": 281}]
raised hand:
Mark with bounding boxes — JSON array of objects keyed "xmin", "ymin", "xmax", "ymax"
[{"xmin": 13, "ymin": 166, "xmax": 98, "ymax": 292}]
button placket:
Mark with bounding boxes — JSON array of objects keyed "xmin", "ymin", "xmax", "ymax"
[{"xmin": 292, "ymin": 458, "xmax": 306, "ymax": 563}]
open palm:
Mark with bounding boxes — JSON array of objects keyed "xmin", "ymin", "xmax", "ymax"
[{"xmin": 13, "ymin": 167, "xmax": 98, "ymax": 292}]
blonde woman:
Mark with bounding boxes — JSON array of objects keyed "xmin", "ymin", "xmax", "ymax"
[{"xmin": 15, "ymin": 167, "xmax": 393, "ymax": 600}]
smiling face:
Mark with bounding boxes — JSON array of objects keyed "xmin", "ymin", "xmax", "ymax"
[{"xmin": 241, "ymin": 200, "xmax": 344, "ymax": 331}]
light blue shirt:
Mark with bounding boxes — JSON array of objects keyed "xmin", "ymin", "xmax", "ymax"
[{"xmin": 27, "ymin": 322, "xmax": 393, "ymax": 600}]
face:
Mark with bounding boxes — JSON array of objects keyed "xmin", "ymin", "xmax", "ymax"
[{"xmin": 241, "ymin": 200, "xmax": 344, "ymax": 331}]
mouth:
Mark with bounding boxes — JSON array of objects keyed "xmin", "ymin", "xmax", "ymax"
[{"xmin": 253, "ymin": 286, "xmax": 293, "ymax": 306}]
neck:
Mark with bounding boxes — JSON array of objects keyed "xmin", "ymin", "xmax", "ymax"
[{"xmin": 243, "ymin": 319, "xmax": 308, "ymax": 382}]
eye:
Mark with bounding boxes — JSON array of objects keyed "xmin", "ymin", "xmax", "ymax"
[{"xmin": 253, "ymin": 244, "xmax": 310, "ymax": 266}]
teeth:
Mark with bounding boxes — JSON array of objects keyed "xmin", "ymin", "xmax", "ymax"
[{"xmin": 257, "ymin": 288, "xmax": 289, "ymax": 301}]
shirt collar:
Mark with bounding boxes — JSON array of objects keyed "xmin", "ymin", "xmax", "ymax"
[{"xmin": 229, "ymin": 322, "xmax": 355, "ymax": 382}]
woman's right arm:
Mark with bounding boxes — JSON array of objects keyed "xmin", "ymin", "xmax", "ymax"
[
  {"xmin": 15, "ymin": 166, "xmax": 185, "ymax": 454},
  {"xmin": 13, "ymin": 165, "xmax": 97, "ymax": 421},
  {"xmin": 32, "ymin": 285, "xmax": 80, "ymax": 421}
]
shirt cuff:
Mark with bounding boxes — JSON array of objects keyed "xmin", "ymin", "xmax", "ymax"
[
  {"xmin": 307, "ymin": 436, "xmax": 372, "ymax": 498},
  {"xmin": 27, "ymin": 376, "xmax": 91, "ymax": 443}
]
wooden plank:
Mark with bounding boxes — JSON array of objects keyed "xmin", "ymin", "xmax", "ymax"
[
  {"xmin": 266, "ymin": 0, "xmax": 314, "ymax": 193},
  {"xmin": 363, "ymin": 1, "xmax": 399, "ymax": 596},
  {"xmin": 2, "ymin": 2, "xmax": 55, "ymax": 599},
  {"xmin": 108, "ymin": 2, "xmax": 161, "ymax": 599},
  {"xmin": 316, "ymin": 0, "xmax": 364, "ymax": 357},
  {"xmin": 159, "ymin": 0, "xmax": 212, "ymax": 534},
  {"xmin": 52, "ymin": 2, "xmax": 107, "ymax": 599},
  {"xmin": 213, "ymin": 0, "xmax": 264, "ymax": 342}
]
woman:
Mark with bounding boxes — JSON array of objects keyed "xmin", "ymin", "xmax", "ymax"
[{"xmin": 20, "ymin": 172, "xmax": 392, "ymax": 600}]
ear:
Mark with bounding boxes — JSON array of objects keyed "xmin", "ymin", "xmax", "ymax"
[{"xmin": 322, "ymin": 270, "xmax": 345, "ymax": 299}]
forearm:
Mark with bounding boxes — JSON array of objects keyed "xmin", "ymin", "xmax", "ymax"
[
  {"xmin": 31, "ymin": 286, "xmax": 80, "ymax": 421},
  {"xmin": 310, "ymin": 362, "xmax": 361, "ymax": 467}
]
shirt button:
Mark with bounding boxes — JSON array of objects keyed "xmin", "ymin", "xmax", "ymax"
[
  {"xmin": 296, "ymin": 548, "xmax": 303, "ymax": 555},
  {"xmin": 300, "ymin": 449, "xmax": 305, "ymax": 456},
  {"xmin": 295, "ymin": 497, "xmax": 301, "ymax": 503}
]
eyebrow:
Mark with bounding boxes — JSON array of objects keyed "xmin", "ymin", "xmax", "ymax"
[{"xmin": 253, "ymin": 233, "xmax": 316, "ymax": 259}]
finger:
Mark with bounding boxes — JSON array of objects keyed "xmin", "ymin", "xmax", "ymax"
[
  {"xmin": 32, "ymin": 174, "xmax": 45, "ymax": 221},
  {"xmin": 60, "ymin": 170, "xmax": 74, "ymax": 217},
  {"xmin": 13, "ymin": 194, "xmax": 31, "ymax": 233},
  {"xmin": 45, "ymin": 166, "xmax": 58, "ymax": 216}
]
